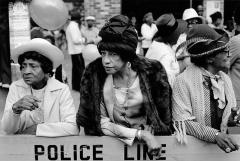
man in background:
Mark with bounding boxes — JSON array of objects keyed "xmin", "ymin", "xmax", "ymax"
[{"xmin": 81, "ymin": 16, "xmax": 101, "ymax": 45}]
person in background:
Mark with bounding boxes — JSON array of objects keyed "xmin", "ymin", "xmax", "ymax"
[
  {"xmin": 146, "ymin": 13, "xmax": 188, "ymax": 87},
  {"xmin": 1, "ymin": 38, "xmax": 79, "ymax": 136},
  {"xmin": 141, "ymin": 12, "xmax": 158, "ymax": 56},
  {"xmin": 81, "ymin": 16, "xmax": 101, "ymax": 45},
  {"xmin": 77, "ymin": 15, "xmax": 172, "ymax": 158},
  {"xmin": 182, "ymin": 8, "xmax": 203, "ymax": 26},
  {"xmin": 172, "ymin": 25, "xmax": 239, "ymax": 153},
  {"xmin": 44, "ymin": 34, "xmax": 68, "ymax": 84},
  {"xmin": 209, "ymin": 11, "xmax": 223, "ymax": 29},
  {"xmin": 128, "ymin": 13, "xmax": 144, "ymax": 55},
  {"xmin": 233, "ymin": 6, "xmax": 240, "ymax": 36},
  {"xmin": 65, "ymin": 10, "xmax": 85, "ymax": 91},
  {"xmin": 209, "ymin": 11, "xmax": 230, "ymax": 37},
  {"xmin": 196, "ymin": 4, "xmax": 204, "ymax": 17}
]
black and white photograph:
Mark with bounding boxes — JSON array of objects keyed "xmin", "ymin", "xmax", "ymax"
[{"xmin": 0, "ymin": 0, "xmax": 240, "ymax": 160}]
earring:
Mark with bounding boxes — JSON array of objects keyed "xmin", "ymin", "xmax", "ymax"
[{"xmin": 127, "ymin": 62, "xmax": 131, "ymax": 68}]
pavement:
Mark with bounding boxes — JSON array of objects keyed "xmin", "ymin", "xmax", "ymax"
[{"xmin": 0, "ymin": 50, "xmax": 80, "ymax": 134}]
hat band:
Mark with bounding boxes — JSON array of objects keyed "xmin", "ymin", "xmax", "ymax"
[{"xmin": 157, "ymin": 21, "xmax": 178, "ymax": 37}]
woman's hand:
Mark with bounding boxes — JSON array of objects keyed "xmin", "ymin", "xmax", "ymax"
[
  {"xmin": 12, "ymin": 95, "xmax": 40, "ymax": 114},
  {"xmin": 215, "ymin": 132, "xmax": 239, "ymax": 153},
  {"xmin": 141, "ymin": 130, "xmax": 162, "ymax": 158}
]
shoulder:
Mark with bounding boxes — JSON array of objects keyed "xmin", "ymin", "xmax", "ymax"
[
  {"xmin": 174, "ymin": 65, "xmax": 196, "ymax": 88},
  {"xmin": 10, "ymin": 79, "xmax": 28, "ymax": 89},
  {"xmin": 134, "ymin": 56, "xmax": 166, "ymax": 75},
  {"xmin": 47, "ymin": 78, "xmax": 69, "ymax": 91}
]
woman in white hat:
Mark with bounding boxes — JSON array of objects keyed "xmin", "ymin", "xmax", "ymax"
[
  {"xmin": 182, "ymin": 8, "xmax": 204, "ymax": 26},
  {"xmin": 1, "ymin": 38, "xmax": 79, "ymax": 136}
]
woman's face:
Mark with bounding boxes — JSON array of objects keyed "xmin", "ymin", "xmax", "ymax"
[
  {"xmin": 101, "ymin": 50, "xmax": 126, "ymax": 74},
  {"xmin": 212, "ymin": 49, "xmax": 231, "ymax": 72},
  {"xmin": 21, "ymin": 58, "xmax": 47, "ymax": 88}
]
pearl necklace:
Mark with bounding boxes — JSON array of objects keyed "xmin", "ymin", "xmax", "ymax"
[{"xmin": 113, "ymin": 75, "xmax": 131, "ymax": 108}]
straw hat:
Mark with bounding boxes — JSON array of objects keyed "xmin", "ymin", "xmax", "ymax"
[
  {"xmin": 12, "ymin": 38, "xmax": 64, "ymax": 69},
  {"xmin": 182, "ymin": 8, "xmax": 202, "ymax": 22}
]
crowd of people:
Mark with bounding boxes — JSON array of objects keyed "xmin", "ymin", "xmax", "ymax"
[{"xmin": 2, "ymin": 4, "xmax": 240, "ymax": 158}]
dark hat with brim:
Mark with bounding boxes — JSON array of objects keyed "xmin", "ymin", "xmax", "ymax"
[
  {"xmin": 187, "ymin": 38, "xmax": 229, "ymax": 58},
  {"xmin": 154, "ymin": 13, "xmax": 188, "ymax": 45},
  {"xmin": 176, "ymin": 24, "xmax": 229, "ymax": 59}
]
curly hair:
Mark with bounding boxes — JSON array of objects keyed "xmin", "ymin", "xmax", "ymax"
[{"xmin": 18, "ymin": 51, "xmax": 54, "ymax": 77}]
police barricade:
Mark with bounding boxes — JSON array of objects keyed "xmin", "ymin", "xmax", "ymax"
[{"xmin": 0, "ymin": 135, "xmax": 240, "ymax": 161}]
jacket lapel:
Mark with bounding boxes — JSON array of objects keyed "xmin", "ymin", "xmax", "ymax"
[
  {"xmin": 103, "ymin": 75, "xmax": 115, "ymax": 121},
  {"xmin": 43, "ymin": 78, "xmax": 64, "ymax": 120}
]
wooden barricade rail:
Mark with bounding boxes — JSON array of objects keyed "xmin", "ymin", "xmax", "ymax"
[{"xmin": 0, "ymin": 135, "xmax": 240, "ymax": 161}]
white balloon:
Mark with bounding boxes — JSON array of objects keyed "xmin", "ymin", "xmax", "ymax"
[
  {"xmin": 30, "ymin": 0, "xmax": 68, "ymax": 30},
  {"xmin": 82, "ymin": 44, "xmax": 101, "ymax": 67}
]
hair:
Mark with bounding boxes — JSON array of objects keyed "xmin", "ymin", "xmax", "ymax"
[
  {"xmin": 44, "ymin": 35, "xmax": 55, "ymax": 45},
  {"xmin": 210, "ymin": 11, "xmax": 222, "ymax": 22},
  {"xmin": 142, "ymin": 12, "xmax": 152, "ymax": 23},
  {"xmin": 234, "ymin": 6, "xmax": 240, "ymax": 25},
  {"xmin": 18, "ymin": 51, "xmax": 54, "ymax": 77},
  {"xmin": 98, "ymin": 42, "xmax": 137, "ymax": 63}
]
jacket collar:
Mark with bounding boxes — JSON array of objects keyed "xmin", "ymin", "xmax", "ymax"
[{"xmin": 15, "ymin": 77, "xmax": 64, "ymax": 92}]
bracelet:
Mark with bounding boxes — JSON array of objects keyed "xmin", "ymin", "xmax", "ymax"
[{"xmin": 137, "ymin": 130, "xmax": 142, "ymax": 140}]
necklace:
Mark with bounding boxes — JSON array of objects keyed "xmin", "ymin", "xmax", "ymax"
[{"xmin": 112, "ymin": 73, "xmax": 131, "ymax": 108}]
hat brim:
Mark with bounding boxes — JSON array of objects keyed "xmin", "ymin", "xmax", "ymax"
[
  {"xmin": 12, "ymin": 38, "xmax": 64, "ymax": 69},
  {"xmin": 186, "ymin": 16, "xmax": 203, "ymax": 23},
  {"xmin": 161, "ymin": 19, "xmax": 188, "ymax": 45}
]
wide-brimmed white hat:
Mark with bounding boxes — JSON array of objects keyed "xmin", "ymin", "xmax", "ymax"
[
  {"xmin": 12, "ymin": 38, "xmax": 64, "ymax": 69},
  {"xmin": 85, "ymin": 16, "xmax": 95, "ymax": 21},
  {"xmin": 182, "ymin": 8, "xmax": 202, "ymax": 22}
]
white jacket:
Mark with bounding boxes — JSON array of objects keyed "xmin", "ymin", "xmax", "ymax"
[
  {"xmin": 66, "ymin": 21, "xmax": 85, "ymax": 55},
  {"xmin": 1, "ymin": 78, "xmax": 79, "ymax": 137},
  {"xmin": 141, "ymin": 23, "xmax": 158, "ymax": 48},
  {"xmin": 146, "ymin": 41, "xmax": 179, "ymax": 87}
]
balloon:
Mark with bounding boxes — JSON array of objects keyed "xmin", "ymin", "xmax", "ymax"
[
  {"xmin": 30, "ymin": 0, "xmax": 68, "ymax": 30},
  {"xmin": 82, "ymin": 44, "xmax": 101, "ymax": 67}
]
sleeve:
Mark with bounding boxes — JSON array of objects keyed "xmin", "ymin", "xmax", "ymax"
[
  {"xmin": 172, "ymin": 75, "xmax": 218, "ymax": 143},
  {"xmin": 1, "ymin": 83, "xmax": 24, "ymax": 134},
  {"xmin": 68, "ymin": 23, "xmax": 85, "ymax": 45},
  {"xmin": 141, "ymin": 24, "xmax": 156, "ymax": 40},
  {"xmin": 151, "ymin": 60, "xmax": 173, "ymax": 135},
  {"xmin": 184, "ymin": 120, "xmax": 218, "ymax": 142},
  {"xmin": 100, "ymin": 101, "xmax": 137, "ymax": 146},
  {"xmin": 36, "ymin": 85, "xmax": 79, "ymax": 137}
]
